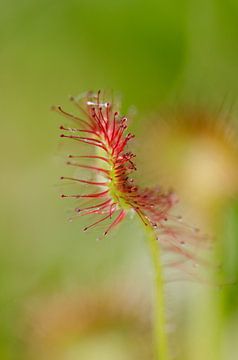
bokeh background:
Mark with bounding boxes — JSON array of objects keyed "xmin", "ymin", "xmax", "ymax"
[{"xmin": 1, "ymin": 0, "xmax": 238, "ymax": 359}]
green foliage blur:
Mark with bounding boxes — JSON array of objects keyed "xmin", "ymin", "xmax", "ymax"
[{"xmin": 0, "ymin": 0, "xmax": 238, "ymax": 359}]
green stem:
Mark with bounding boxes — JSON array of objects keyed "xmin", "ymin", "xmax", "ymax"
[{"xmin": 145, "ymin": 224, "xmax": 170, "ymax": 360}]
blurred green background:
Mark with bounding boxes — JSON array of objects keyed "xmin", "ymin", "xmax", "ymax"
[{"xmin": 0, "ymin": 0, "xmax": 238, "ymax": 359}]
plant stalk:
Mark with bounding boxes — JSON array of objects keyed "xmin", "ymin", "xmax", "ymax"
[{"xmin": 145, "ymin": 224, "xmax": 170, "ymax": 360}]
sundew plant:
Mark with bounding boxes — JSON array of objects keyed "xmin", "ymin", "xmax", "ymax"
[{"xmin": 54, "ymin": 91, "xmax": 211, "ymax": 360}]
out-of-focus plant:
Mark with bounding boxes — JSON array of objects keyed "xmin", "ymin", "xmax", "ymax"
[
  {"xmin": 24, "ymin": 287, "xmax": 152, "ymax": 360},
  {"xmin": 140, "ymin": 109, "xmax": 238, "ymax": 226},
  {"xmin": 139, "ymin": 107, "xmax": 238, "ymax": 360}
]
